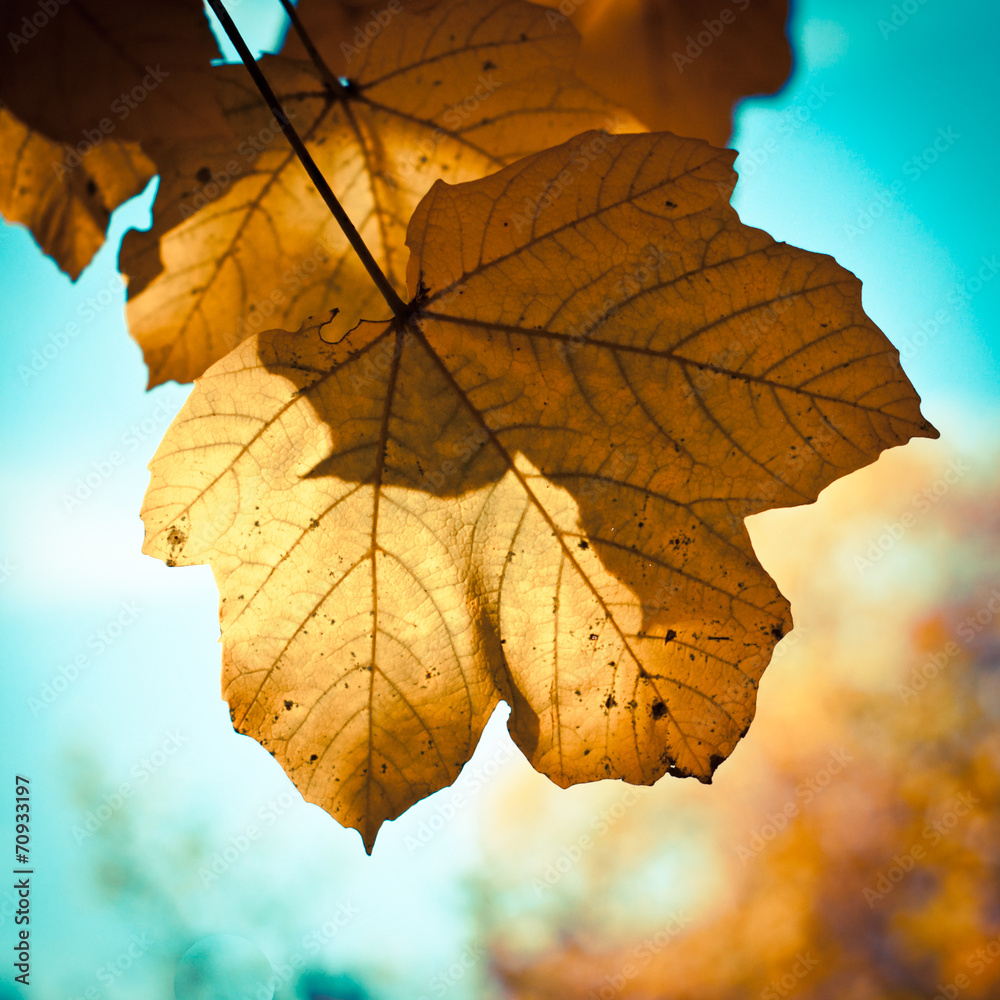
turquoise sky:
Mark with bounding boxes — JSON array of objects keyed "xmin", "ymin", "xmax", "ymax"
[{"xmin": 1, "ymin": 2, "xmax": 997, "ymax": 998}]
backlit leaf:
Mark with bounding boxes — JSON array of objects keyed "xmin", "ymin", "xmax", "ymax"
[
  {"xmin": 0, "ymin": 0, "xmax": 226, "ymax": 144},
  {"xmin": 0, "ymin": 104, "xmax": 153, "ymax": 279},
  {"xmin": 141, "ymin": 129, "xmax": 936, "ymax": 850},
  {"xmin": 119, "ymin": 0, "xmax": 639, "ymax": 386}
]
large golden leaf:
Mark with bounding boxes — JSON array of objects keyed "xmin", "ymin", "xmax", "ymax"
[
  {"xmin": 0, "ymin": 105, "xmax": 153, "ymax": 279},
  {"xmin": 119, "ymin": 0, "xmax": 639, "ymax": 386},
  {"xmin": 141, "ymin": 130, "xmax": 936, "ymax": 850}
]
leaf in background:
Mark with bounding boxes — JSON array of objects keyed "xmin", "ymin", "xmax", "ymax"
[
  {"xmin": 0, "ymin": 104, "xmax": 154, "ymax": 279},
  {"xmin": 119, "ymin": 0, "xmax": 640, "ymax": 386},
  {"xmin": 0, "ymin": 0, "xmax": 226, "ymax": 144},
  {"xmin": 140, "ymin": 129, "xmax": 936, "ymax": 850},
  {"xmin": 529, "ymin": 0, "xmax": 792, "ymax": 146}
]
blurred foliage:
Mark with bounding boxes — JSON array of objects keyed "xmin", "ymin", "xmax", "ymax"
[{"xmin": 479, "ymin": 442, "xmax": 1000, "ymax": 999}]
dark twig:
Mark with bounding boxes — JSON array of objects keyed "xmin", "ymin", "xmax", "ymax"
[
  {"xmin": 205, "ymin": 0, "xmax": 408, "ymax": 319},
  {"xmin": 276, "ymin": 0, "xmax": 347, "ymax": 95}
]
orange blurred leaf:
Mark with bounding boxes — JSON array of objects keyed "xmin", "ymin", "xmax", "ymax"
[{"xmin": 530, "ymin": 0, "xmax": 792, "ymax": 145}]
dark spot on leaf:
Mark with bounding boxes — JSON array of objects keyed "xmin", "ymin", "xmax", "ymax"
[
  {"xmin": 605, "ymin": 695, "xmax": 616, "ymax": 709},
  {"xmin": 771, "ymin": 624, "xmax": 785, "ymax": 640},
  {"xmin": 196, "ymin": 166, "xmax": 212, "ymax": 184},
  {"xmin": 284, "ymin": 700, "xmax": 293, "ymax": 710},
  {"xmin": 578, "ymin": 539, "xmax": 589, "ymax": 550},
  {"xmin": 310, "ymin": 754, "xmax": 318, "ymax": 761},
  {"xmin": 651, "ymin": 700, "xmax": 667, "ymax": 719},
  {"xmin": 664, "ymin": 629, "xmax": 677, "ymax": 644}
]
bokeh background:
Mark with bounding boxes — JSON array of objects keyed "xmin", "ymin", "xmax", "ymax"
[{"xmin": 2, "ymin": 1, "xmax": 999, "ymax": 998}]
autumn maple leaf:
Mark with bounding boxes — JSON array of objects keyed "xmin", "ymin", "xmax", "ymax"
[
  {"xmin": 0, "ymin": 0, "xmax": 937, "ymax": 854},
  {"xmin": 141, "ymin": 128, "xmax": 936, "ymax": 850},
  {"xmin": 0, "ymin": 103, "xmax": 154, "ymax": 279}
]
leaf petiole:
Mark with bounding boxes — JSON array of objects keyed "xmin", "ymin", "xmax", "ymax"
[
  {"xmin": 275, "ymin": 0, "xmax": 347, "ymax": 96},
  {"xmin": 204, "ymin": 0, "xmax": 409, "ymax": 319}
]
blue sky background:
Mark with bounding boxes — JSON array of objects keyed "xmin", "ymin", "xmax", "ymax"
[{"xmin": 1, "ymin": 1, "xmax": 998, "ymax": 998}]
